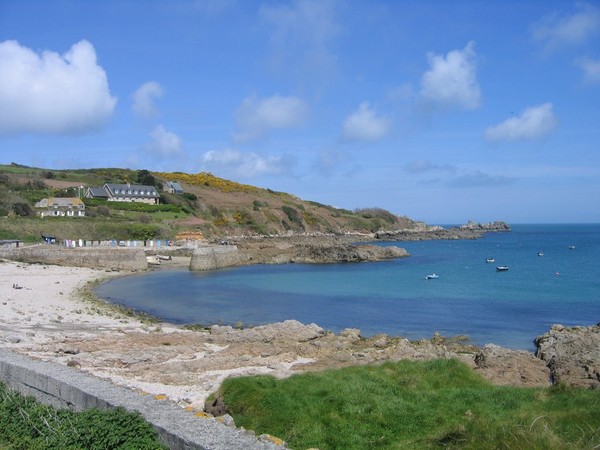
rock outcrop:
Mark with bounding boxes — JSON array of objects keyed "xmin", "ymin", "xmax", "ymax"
[
  {"xmin": 374, "ymin": 221, "xmax": 510, "ymax": 241},
  {"xmin": 534, "ymin": 323, "xmax": 600, "ymax": 388},
  {"xmin": 233, "ymin": 236, "xmax": 408, "ymax": 265},
  {"xmin": 474, "ymin": 344, "xmax": 551, "ymax": 387}
]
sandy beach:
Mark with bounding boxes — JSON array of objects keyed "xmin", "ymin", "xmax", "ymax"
[
  {"xmin": 4, "ymin": 257, "xmax": 580, "ymax": 413},
  {"xmin": 0, "ymin": 259, "xmax": 215, "ymax": 407},
  {"xmin": 0, "ymin": 259, "xmax": 384, "ymax": 410}
]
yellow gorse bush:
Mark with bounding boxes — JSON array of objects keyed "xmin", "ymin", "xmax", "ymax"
[{"xmin": 154, "ymin": 172, "xmax": 259, "ymax": 193}]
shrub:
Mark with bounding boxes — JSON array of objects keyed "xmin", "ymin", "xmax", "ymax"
[
  {"xmin": 97, "ymin": 205, "xmax": 111, "ymax": 217},
  {"xmin": 281, "ymin": 206, "xmax": 303, "ymax": 229},
  {"xmin": 127, "ymin": 223, "xmax": 159, "ymax": 240},
  {"xmin": 12, "ymin": 202, "xmax": 34, "ymax": 217}
]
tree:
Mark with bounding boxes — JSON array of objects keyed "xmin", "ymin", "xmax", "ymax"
[
  {"xmin": 136, "ymin": 169, "xmax": 158, "ymax": 187},
  {"xmin": 13, "ymin": 202, "xmax": 35, "ymax": 217}
]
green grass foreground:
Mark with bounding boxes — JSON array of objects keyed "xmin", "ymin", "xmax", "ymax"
[
  {"xmin": 0, "ymin": 382, "xmax": 166, "ymax": 450},
  {"xmin": 215, "ymin": 359, "xmax": 600, "ymax": 450}
]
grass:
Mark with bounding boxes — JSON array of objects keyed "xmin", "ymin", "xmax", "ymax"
[
  {"xmin": 0, "ymin": 382, "xmax": 166, "ymax": 449},
  {"xmin": 214, "ymin": 359, "xmax": 600, "ymax": 449}
]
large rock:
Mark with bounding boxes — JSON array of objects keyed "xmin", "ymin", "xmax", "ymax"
[
  {"xmin": 474, "ymin": 344, "xmax": 550, "ymax": 387},
  {"xmin": 234, "ymin": 236, "xmax": 408, "ymax": 265},
  {"xmin": 535, "ymin": 323, "xmax": 600, "ymax": 388}
]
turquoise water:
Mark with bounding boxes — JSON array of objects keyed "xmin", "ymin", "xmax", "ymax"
[{"xmin": 96, "ymin": 224, "xmax": 600, "ymax": 350}]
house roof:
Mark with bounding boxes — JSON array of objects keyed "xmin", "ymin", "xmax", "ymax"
[
  {"xmin": 49, "ymin": 197, "xmax": 84, "ymax": 207},
  {"xmin": 167, "ymin": 181, "xmax": 184, "ymax": 192},
  {"xmin": 88, "ymin": 187, "xmax": 109, "ymax": 197},
  {"xmin": 34, "ymin": 197, "xmax": 84, "ymax": 208},
  {"xmin": 104, "ymin": 183, "xmax": 160, "ymax": 198}
]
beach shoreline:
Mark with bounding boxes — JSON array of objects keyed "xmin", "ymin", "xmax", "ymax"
[{"xmin": 1, "ymin": 257, "xmax": 597, "ymax": 412}]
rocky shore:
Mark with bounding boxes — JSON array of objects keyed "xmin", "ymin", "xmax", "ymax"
[
  {"xmin": 1, "ymin": 259, "xmax": 598, "ymax": 418},
  {"xmin": 374, "ymin": 220, "xmax": 511, "ymax": 241}
]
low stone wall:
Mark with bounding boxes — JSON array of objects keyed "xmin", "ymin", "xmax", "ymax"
[
  {"xmin": 0, "ymin": 245, "xmax": 148, "ymax": 271},
  {"xmin": 190, "ymin": 246, "xmax": 240, "ymax": 271},
  {"xmin": 0, "ymin": 349, "xmax": 285, "ymax": 450}
]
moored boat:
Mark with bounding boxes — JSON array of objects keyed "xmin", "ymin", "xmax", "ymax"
[
  {"xmin": 425, "ymin": 273, "xmax": 439, "ymax": 279},
  {"xmin": 146, "ymin": 255, "xmax": 161, "ymax": 265},
  {"xmin": 496, "ymin": 265, "xmax": 509, "ymax": 271}
]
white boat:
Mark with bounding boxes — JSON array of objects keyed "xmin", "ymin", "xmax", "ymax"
[
  {"xmin": 537, "ymin": 252, "xmax": 544, "ymax": 256},
  {"xmin": 146, "ymin": 255, "xmax": 161, "ymax": 265},
  {"xmin": 486, "ymin": 257, "xmax": 495, "ymax": 263},
  {"xmin": 568, "ymin": 245, "xmax": 576, "ymax": 250},
  {"xmin": 496, "ymin": 266, "xmax": 509, "ymax": 272},
  {"xmin": 425, "ymin": 273, "xmax": 439, "ymax": 279}
]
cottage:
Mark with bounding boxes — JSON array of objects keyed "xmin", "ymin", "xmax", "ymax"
[
  {"xmin": 86, "ymin": 183, "xmax": 160, "ymax": 204},
  {"xmin": 165, "ymin": 181, "xmax": 184, "ymax": 194},
  {"xmin": 34, "ymin": 197, "xmax": 86, "ymax": 218}
]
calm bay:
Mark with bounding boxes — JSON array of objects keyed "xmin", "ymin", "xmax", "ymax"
[{"xmin": 96, "ymin": 224, "xmax": 600, "ymax": 350}]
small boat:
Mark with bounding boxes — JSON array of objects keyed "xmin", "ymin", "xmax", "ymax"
[
  {"xmin": 537, "ymin": 252, "xmax": 544, "ymax": 256},
  {"xmin": 568, "ymin": 245, "xmax": 576, "ymax": 250},
  {"xmin": 485, "ymin": 257, "xmax": 495, "ymax": 263},
  {"xmin": 425, "ymin": 273, "xmax": 439, "ymax": 280},
  {"xmin": 146, "ymin": 255, "xmax": 161, "ymax": 265},
  {"xmin": 496, "ymin": 266, "xmax": 509, "ymax": 272},
  {"xmin": 157, "ymin": 255, "xmax": 172, "ymax": 261}
]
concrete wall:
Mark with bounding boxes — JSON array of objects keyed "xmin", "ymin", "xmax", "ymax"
[
  {"xmin": 0, "ymin": 246, "xmax": 148, "ymax": 271},
  {"xmin": 190, "ymin": 246, "xmax": 240, "ymax": 271},
  {"xmin": 0, "ymin": 350, "xmax": 285, "ymax": 450}
]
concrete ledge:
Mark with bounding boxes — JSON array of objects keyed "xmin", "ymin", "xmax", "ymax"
[
  {"xmin": 190, "ymin": 246, "xmax": 240, "ymax": 271},
  {"xmin": 0, "ymin": 246, "xmax": 148, "ymax": 271},
  {"xmin": 0, "ymin": 349, "xmax": 285, "ymax": 450}
]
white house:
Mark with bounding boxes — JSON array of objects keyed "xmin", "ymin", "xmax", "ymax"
[{"xmin": 35, "ymin": 197, "xmax": 86, "ymax": 218}]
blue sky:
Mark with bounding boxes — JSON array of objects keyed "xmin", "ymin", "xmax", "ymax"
[{"xmin": 1, "ymin": 1, "xmax": 599, "ymax": 224}]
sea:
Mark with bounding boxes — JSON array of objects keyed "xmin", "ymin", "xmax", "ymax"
[{"xmin": 95, "ymin": 224, "xmax": 600, "ymax": 350}]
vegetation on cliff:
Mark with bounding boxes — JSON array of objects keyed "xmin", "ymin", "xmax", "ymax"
[{"xmin": 0, "ymin": 163, "xmax": 421, "ymax": 242}]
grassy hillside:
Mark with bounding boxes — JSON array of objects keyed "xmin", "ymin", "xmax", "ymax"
[{"xmin": 0, "ymin": 163, "xmax": 423, "ymax": 243}]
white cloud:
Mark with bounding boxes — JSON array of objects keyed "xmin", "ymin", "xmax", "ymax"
[
  {"xmin": 419, "ymin": 41, "xmax": 481, "ymax": 110},
  {"xmin": 143, "ymin": 125, "xmax": 184, "ymax": 157},
  {"xmin": 576, "ymin": 57, "xmax": 600, "ymax": 84},
  {"xmin": 532, "ymin": 2, "xmax": 600, "ymax": 50},
  {"xmin": 342, "ymin": 102, "xmax": 390, "ymax": 142},
  {"xmin": 200, "ymin": 148, "xmax": 294, "ymax": 177},
  {"xmin": 484, "ymin": 103, "xmax": 558, "ymax": 142},
  {"xmin": 313, "ymin": 148, "xmax": 350, "ymax": 176},
  {"xmin": 0, "ymin": 40, "xmax": 116, "ymax": 135},
  {"xmin": 234, "ymin": 94, "xmax": 309, "ymax": 141},
  {"xmin": 132, "ymin": 81, "xmax": 163, "ymax": 118}
]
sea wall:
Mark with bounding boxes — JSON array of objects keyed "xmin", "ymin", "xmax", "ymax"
[
  {"xmin": 0, "ymin": 349, "xmax": 285, "ymax": 450},
  {"xmin": 0, "ymin": 245, "xmax": 148, "ymax": 271},
  {"xmin": 190, "ymin": 245, "xmax": 241, "ymax": 271}
]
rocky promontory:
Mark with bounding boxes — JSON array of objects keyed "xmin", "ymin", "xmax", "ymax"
[
  {"xmin": 374, "ymin": 220, "xmax": 510, "ymax": 241},
  {"xmin": 229, "ymin": 235, "xmax": 409, "ymax": 266}
]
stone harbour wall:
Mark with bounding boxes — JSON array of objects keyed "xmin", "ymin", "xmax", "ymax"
[
  {"xmin": 0, "ymin": 349, "xmax": 286, "ymax": 450},
  {"xmin": 0, "ymin": 245, "xmax": 148, "ymax": 271},
  {"xmin": 190, "ymin": 246, "xmax": 240, "ymax": 271}
]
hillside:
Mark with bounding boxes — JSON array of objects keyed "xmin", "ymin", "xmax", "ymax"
[{"xmin": 0, "ymin": 163, "xmax": 424, "ymax": 243}]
